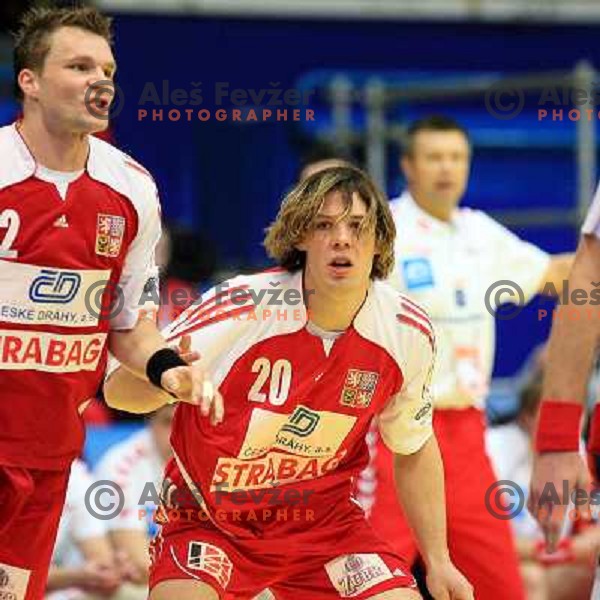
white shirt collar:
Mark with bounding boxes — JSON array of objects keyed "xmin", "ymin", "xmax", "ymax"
[{"xmin": 396, "ymin": 190, "xmax": 460, "ymax": 231}]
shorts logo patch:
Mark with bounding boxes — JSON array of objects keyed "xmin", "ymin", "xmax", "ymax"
[
  {"xmin": 96, "ymin": 214, "xmax": 125, "ymax": 258},
  {"xmin": 187, "ymin": 541, "xmax": 233, "ymax": 589},
  {"xmin": 0, "ymin": 563, "xmax": 31, "ymax": 600},
  {"xmin": 340, "ymin": 370, "xmax": 379, "ymax": 409},
  {"xmin": 325, "ymin": 553, "xmax": 393, "ymax": 598}
]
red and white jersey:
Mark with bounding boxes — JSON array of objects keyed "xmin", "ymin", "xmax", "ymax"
[
  {"xmin": 0, "ymin": 123, "xmax": 161, "ymax": 470},
  {"xmin": 162, "ymin": 268, "xmax": 435, "ymax": 539},
  {"xmin": 388, "ymin": 192, "xmax": 549, "ymax": 409}
]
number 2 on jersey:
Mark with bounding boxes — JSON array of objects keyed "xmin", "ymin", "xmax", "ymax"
[
  {"xmin": 0, "ymin": 209, "xmax": 20, "ymax": 259},
  {"xmin": 248, "ymin": 357, "xmax": 292, "ymax": 406}
]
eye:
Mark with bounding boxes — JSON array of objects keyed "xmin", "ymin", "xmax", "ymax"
[
  {"xmin": 69, "ymin": 63, "xmax": 88, "ymax": 72},
  {"xmin": 315, "ymin": 221, "xmax": 331, "ymax": 230}
]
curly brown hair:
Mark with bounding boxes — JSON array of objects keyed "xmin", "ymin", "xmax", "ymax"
[
  {"xmin": 264, "ymin": 166, "xmax": 396, "ymax": 279},
  {"xmin": 13, "ymin": 5, "xmax": 113, "ymax": 101}
]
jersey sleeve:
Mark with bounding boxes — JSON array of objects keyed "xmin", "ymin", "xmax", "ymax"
[
  {"xmin": 110, "ymin": 178, "xmax": 162, "ymax": 331},
  {"xmin": 377, "ymin": 324, "xmax": 435, "ymax": 455},
  {"xmin": 476, "ymin": 211, "xmax": 550, "ymax": 305},
  {"xmin": 582, "ymin": 182, "xmax": 600, "ymax": 237},
  {"xmin": 162, "ymin": 277, "xmax": 259, "ymax": 381}
]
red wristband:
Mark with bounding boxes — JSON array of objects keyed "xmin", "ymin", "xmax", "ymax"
[{"xmin": 535, "ymin": 400, "xmax": 583, "ymax": 452}]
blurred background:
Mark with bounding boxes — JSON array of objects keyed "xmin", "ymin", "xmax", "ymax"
[{"xmin": 2, "ymin": 0, "xmax": 600, "ymax": 427}]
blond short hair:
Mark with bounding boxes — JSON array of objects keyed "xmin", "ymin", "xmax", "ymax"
[{"xmin": 264, "ymin": 166, "xmax": 395, "ymax": 279}]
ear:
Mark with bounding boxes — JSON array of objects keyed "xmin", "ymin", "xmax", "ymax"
[
  {"xmin": 400, "ymin": 155, "xmax": 413, "ymax": 183},
  {"xmin": 295, "ymin": 238, "xmax": 308, "ymax": 252},
  {"xmin": 18, "ymin": 69, "xmax": 40, "ymax": 101}
]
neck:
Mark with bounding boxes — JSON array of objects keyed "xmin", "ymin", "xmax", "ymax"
[
  {"xmin": 19, "ymin": 114, "xmax": 89, "ymax": 172},
  {"xmin": 410, "ymin": 188, "xmax": 454, "ymax": 223},
  {"xmin": 304, "ymin": 280, "xmax": 369, "ymax": 332}
]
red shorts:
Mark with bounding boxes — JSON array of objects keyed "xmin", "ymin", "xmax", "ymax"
[
  {"xmin": 149, "ymin": 501, "xmax": 417, "ymax": 599},
  {"xmin": 0, "ymin": 464, "xmax": 70, "ymax": 600},
  {"xmin": 361, "ymin": 408, "xmax": 525, "ymax": 600}
]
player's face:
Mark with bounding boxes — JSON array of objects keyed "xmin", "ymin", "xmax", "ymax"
[
  {"xmin": 298, "ymin": 191, "xmax": 377, "ymax": 294},
  {"xmin": 150, "ymin": 405, "xmax": 175, "ymax": 462},
  {"xmin": 29, "ymin": 26, "xmax": 116, "ymax": 134},
  {"xmin": 402, "ymin": 130, "xmax": 470, "ymax": 210}
]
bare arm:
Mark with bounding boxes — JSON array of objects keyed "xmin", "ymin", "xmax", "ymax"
[
  {"xmin": 538, "ymin": 253, "xmax": 575, "ymax": 295},
  {"xmin": 104, "ymin": 366, "xmax": 172, "ymax": 414},
  {"xmin": 108, "ymin": 318, "xmax": 171, "ymax": 380},
  {"xmin": 394, "ymin": 437, "xmax": 473, "ymax": 599},
  {"xmin": 529, "ymin": 236, "xmax": 600, "ymax": 550},
  {"xmin": 542, "ymin": 238, "xmax": 600, "ymax": 403},
  {"xmin": 109, "ymin": 529, "xmax": 150, "ymax": 584},
  {"xmin": 105, "ymin": 332, "xmax": 222, "ymax": 419},
  {"xmin": 394, "ymin": 436, "xmax": 448, "ymax": 568},
  {"xmin": 46, "ymin": 536, "xmax": 121, "ymax": 594}
]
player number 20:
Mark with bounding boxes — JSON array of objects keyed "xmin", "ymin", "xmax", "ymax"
[{"xmin": 248, "ymin": 358, "xmax": 292, "ymax": 406}]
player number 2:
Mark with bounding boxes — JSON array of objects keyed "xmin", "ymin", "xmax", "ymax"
[
  {"xmin": 0, "ymin": 209, "xmax": 20, "ymax": 259},
  {"xmin": 248, "ymin": 358, "xmax": 292, "ymax": 406}
]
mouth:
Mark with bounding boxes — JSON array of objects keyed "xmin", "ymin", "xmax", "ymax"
[
  {"xmin": 86, "ymin": 93, "xmax": 111, "ymax": 113},
  {"xmin": 328, "ymin": 257, "xmax": 353, "ymax": 276}
]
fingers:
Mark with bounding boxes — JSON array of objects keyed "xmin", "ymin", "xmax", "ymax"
[
  {"xmin": 456, "ymin": 582, "xmax": 475, "ymax": 600},
  {"xmin": 200, "ymin": 379, "xmax": 214, "ymax": 415},
  {"xmin": 178, "ymin": 335, "xmax": 192, "ymax": 354},
  {"xmin": 161, "ymin": 365, "xmax": 222, "ymax": 425},
  {"xmin": 180, "ymin": 351, "xmax": 201, "ymax": 363},
  {"xmin": 538, "ymin": 502, "xmax": 567, "ymax": 552},
  {"xmin": 210, "ymin": 390, "xmax": 224, "ymax": 426},
  {"xmin": 161, "ymin": 368, "xmax": 182, "ymax": 395}
]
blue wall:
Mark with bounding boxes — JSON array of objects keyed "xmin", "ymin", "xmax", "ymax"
[{"xmin": 108, "ymin": 15, "xmax": 600, "ymax": 377}]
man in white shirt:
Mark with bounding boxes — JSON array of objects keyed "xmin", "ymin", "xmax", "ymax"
[
  {"xmin": 94, "ymin": 406, "xmax": 174, "ymax": 586},
  {"xmin": 359, "ymin": 115, "xmax": 574, "ymax": 599},
  {"xmin": 46, "ymin": 459, "xmax": 144, "ymax": 600}
]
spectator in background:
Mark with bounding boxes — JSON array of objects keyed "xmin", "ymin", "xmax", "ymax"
[
  {"xmin": 156, "ymin": 225, "xmax": 217, "ymax": 328},
  {"xmin": 46, "ymin": 459, "xmax": 144, "ymax": 600},
  {"xmin": 93, "ymin": 405, "xmax": 175, "ymax": 586},
  {"xmin": 297, "ymin": 142, "xmax": 355, "ymax": 181},
  {"xmin": 486, "ymin": 356, "xmax": 600, "ymax": 600}
]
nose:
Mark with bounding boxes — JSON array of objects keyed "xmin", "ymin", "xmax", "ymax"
[
  {"xmin": 87, "ymin": 67, "xmax": 113, "ymax": 91},
  {"xmin": 331, "ymin": 222, "xmax": 352, "ymax": 247}
]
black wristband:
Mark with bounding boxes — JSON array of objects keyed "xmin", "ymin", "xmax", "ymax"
[{"xmin": 146, "ymin": 348, "xmax": 187, "ymax": 390}]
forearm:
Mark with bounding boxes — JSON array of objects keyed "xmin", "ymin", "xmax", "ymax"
[
  {"xmin": 108, "ymin": 318, "xmax": 169, "ymax": 380},
  {"xmin": 110, "ymin": 530, "xmax": 150, "ymax": 584},
  {"xmin": 543, "ymin": 237, "xmax": 600, "ymax": 404},
  {"xmin": 541, "ymin": 253, "xmax": 574, "ymax": 293},
  {"xmin": 394, "ymin": 436, "xmax": 449, "ymax": 567},
  {"xmin": 45, "ymin": 567, "xmax": 84, "ymax": 591},
  {"xmin": 104, "ymin": 366, "xmax": 170, "ymax": 413}
]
